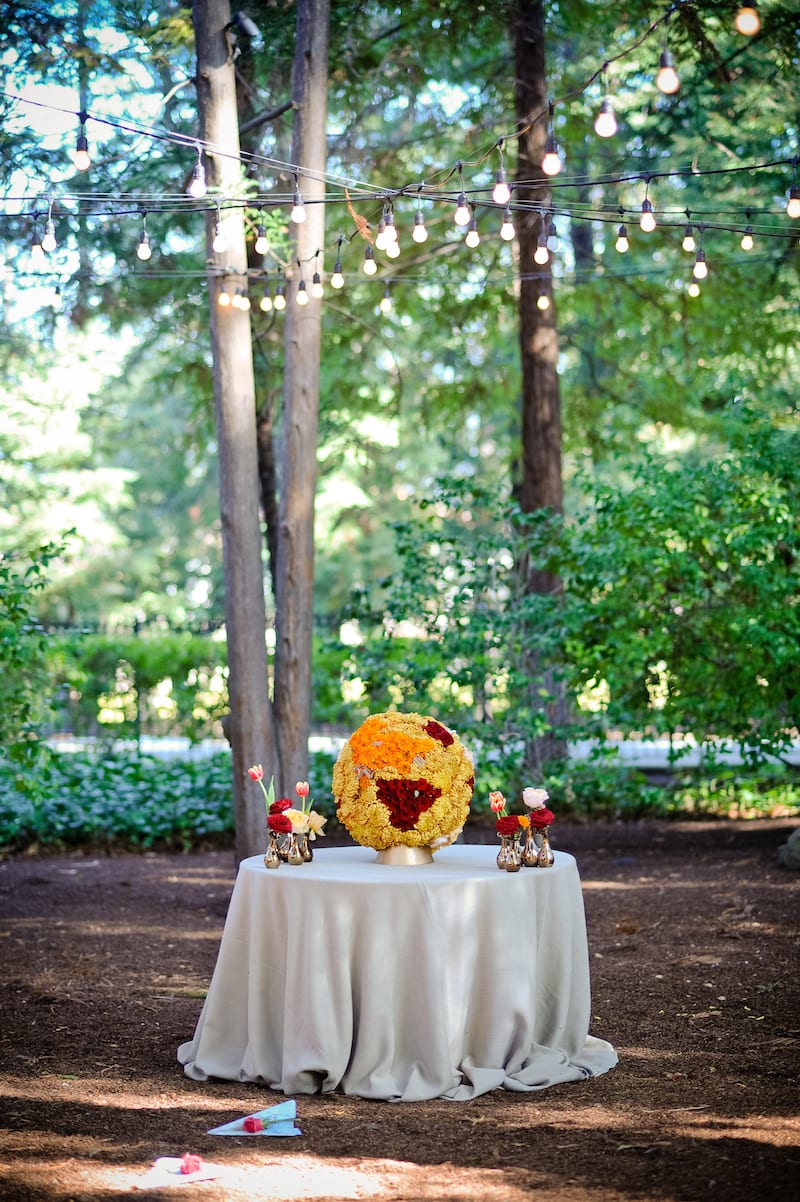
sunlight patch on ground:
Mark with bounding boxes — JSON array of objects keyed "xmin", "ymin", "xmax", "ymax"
[{"xmin": 672, "ymin": 1113, "xmax": 800, "ymax": 1147}]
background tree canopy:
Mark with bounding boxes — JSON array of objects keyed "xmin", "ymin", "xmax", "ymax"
[{"xmin": 0, "ymin": 0, "xmax": 797, "ymax": 775}]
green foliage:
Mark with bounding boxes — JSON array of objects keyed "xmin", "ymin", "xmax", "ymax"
[{"xmin": 0, "ymin": 542, "xmax": 66, "ymax": 786}]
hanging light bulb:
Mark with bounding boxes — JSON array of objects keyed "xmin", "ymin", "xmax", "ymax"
[
  {"xmin": 412, "ymin": 210, "xmax": 428, "ymax": 243},
  {"xmin": 312, "ymin": 271, "xmax": 324, "ymax": 299},
  {"xmin": 740, "ymin": 224, "xmax": 754, "ymax": 251},
  {"xmin": 687, "ymin": 280, "xmax": 701, "ymax": 297},
  {"xmin": 640, "ymin": 197, "xmax": 656, "ymax": 232},
  {"xmin": 454, "ymin": 191, "xmax": 471, "ymax": 226},
  {"xmin": 656, "ymin": 49, "xmax": 680, "ymax": 95},
  {"xmin": 137, "ymin": 226, "xmax": 152, "ymax": 261},
  {"xmin": 374, "ymin": 214, "xmax": 389, "ymax": 251},
  {"xmin": 254, "ymin": 222, "xmax": 269, "ymax": 255},
  {"xmin": 734, "ymin": 4, "xmax": 760, "ymax": 36},
  {"xmin": 296, "ymin": 278, "xmax": 309, "ymax": 306},
  {"xmin": 379, "ymin": 285, "xmax": 392, "ymax": 314},
  {"xmin": 240, "ymin": 289, "xmax": 252, "ymax": 311},
  {"xmin": 73, "ymin": 118, "xmax": 90, "ymax": 171},
  {"xmin": 217, "ymin": 286, "xmax": 231, "ymax": 307},
  {"xmin": 331, "ymin": 252, "xmax": 344, "ymax": 289},
  {"xmin": 537, "ymin": 287, "xmax": 551, "ymax": 311},
  {"xmin": 492, "ymin": 167, "xmax": 510, "ymax": 206},
  {"xmin": 682, "ymin": 224, "xmax": 696, "ymax": 253},
  {"xmin": 693, "ymin": 248, "xmax": 708, "ymax": 280},
  {"xmin": 290, "ymin": 177, "xmax": 306, "ymax": 224},
  {"xmin": 212, "ymin": 219, "xmax": 227, "ymax": 254},
  {"xmin": 546, "ymin": 216, "xmax": 558, "ymax": 251},
  {"xmin": 30, "ymin": 225, "xmax": 45, "ymax": 264},
  {"xmin": 384, "ymin": 209, "xmax": 398, "ymax": 244},
  {"xmin": 187, "ymin": 146, "xmax": 207, "ymax": 198},
  {"xmin": 465, "ymin": 210, "xmax": 480, "ymax": 248},
  {"xmin": 500, "ymin": 206, "xmax": 515, "ymax": 241},
  {"xmin": 362, "ymin": 245, "xmax": 377, "ymax": 275},
  {"xmin": 787, "ymin": 185, "xmax": 800, "ymax": 219},
  {"xmin": 273, "ymin": 283, "xmax": 286, "ymax": 311},
  {"xmin": 615, "ymin": 223, "xmax": 629, "ymax": 253},
  {"xmin": 41, "ymin": 218, "xmax": 57, "ymax": 254},
  {"xmin": 260, "ymin": 281, "xmax": 273, "ymax": 312},
  {"xmin": 385, "ymin": 238, "xmax": 400, "ymax": 259},
  {"xmin": 534, "ymin": 230, "xmax": 550, "ymax": 265},
  {"xmin": 594, "ymin": 97, "xmax": 617, "ymax": 139},
  {"xmin": 541, "ymin": 132, "xmax": 562, "ymax": 176}
]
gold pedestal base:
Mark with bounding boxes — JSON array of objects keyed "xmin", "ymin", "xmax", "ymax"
[{"xmin": 375, "ymin": 845, "xmax": 435, "ymax": 866}]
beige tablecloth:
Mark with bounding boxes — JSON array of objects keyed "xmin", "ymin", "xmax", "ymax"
[{"xmin": 178, "ymin": 844, "xmax": 616, "ymax": 1101}]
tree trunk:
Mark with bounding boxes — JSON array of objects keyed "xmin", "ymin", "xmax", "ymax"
[
  {"xmin": 274, "ymin": 0, "xmax": 329, "ymax": 791},
  {"xmin": 193, "ymin": 0, "xmax": 277, "ymax": 858},
  {"xmin": 512, "ymin": 0, "xmax": 567, "ymax": 772}
]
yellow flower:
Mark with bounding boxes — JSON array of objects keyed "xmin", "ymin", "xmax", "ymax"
[
  {"xmin": 306, "ymin": 810, "xmax": 327, "ymax": 839},
  {"xmin": 284, "ymin": 807, "xmax": 310, "ymax": 833}
]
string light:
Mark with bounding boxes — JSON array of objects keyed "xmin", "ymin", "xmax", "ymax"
[
  {"xmin": 499, "ymin": 206, "xmax": 515, "ymax": 241},
  {"xmin": 787, "ymin": 163, "xmax": 800, "ymax": 217},
  {"xmin": 296, "ymin": 276, "xmax": 309, "ymax": 305},
  {"xmin": 331, "ymin": 240, "xmax": 344, "ymax": 288},
  {"xmin": 187, "ymin": 145, "xmax": 207, "ymax": 199},
  {"xmin": 534, "ymin": 223, "xmax": 550, "ymax": 265},
  {"xmin": 136, "ymin": 213, "xmax": 152, "ymax": 261},
  {"xmin": 311, "ymin": 265, "xmax": 324, "ymax": 299},
  {"xmin": 259, "ymin": 278, "xmax": 273, "ymax": 311},
  {"xmin": 362, "ymin": 244, "xmax": 377, "ymax": 275},
  {"xmin": 656, "ymin": 49, "xmax": 680, "ymax": 95},
  {"xmin": 454, "ymin": 168, "xmax": 471, "ymax": 225},
  {"xmin": 615, "ymin": 221, "xmax": 629, "ymax": 253},
  {"xmin": 30, "ymin": 223, "xmax": 45, "ymax": 264},
  {"xmin": 41, "ymin": 217, "xmax": 57, "ymax": 254},
  {"xmin": 740, "ymin": 223, "xmax": 754, "ymax": 251},
  {"xmin": 493, "ymin": 141, "xmax": 511, "ymax": 205},
  {"xmin": 546, "ymin": 215, "xmax": 558, "ymax": 251},
  {"xmin": 465, "ymin": 208, "xmax": 480, "ymax": 248},
  {"xmin": 217, "ymin": 285, "xmax": 231, "ymax": 307},
  {"xmin": 682, "ymin": 222, "xmax": 696, "ymax": 253},
  {"xmin": 412, "ymin": 209, "xmax": 429, "ymax": 244},
  {"xmin": 254, "ymin": 218, "xmax": 269, "ymax": 255},
  {"xmin": 693, "ymin": 229, "xmax": 708, "ymax": 280},
  {"xmin": 379, "ymin": 283, "xmax": 392, "ymax": 314},
  {"xmin": 537, "ymin": 284, "xmax": 551, "ymax": 311},
  {"xmin": 688, "ymin": 280, "xmax": 701, "ymax": 297},
  {"xmin": 290, "ymin": 175, "xmax": 306, "ymax": 224},
  {"xmin": 734, "ymin": 4, "xmax": 760, "ymax": 36},
  {"xmin": 640, "ymin": 195, "xmax": 656, "ymax": 233},
  {"xmin": 273, "ymin": 282, "xmax": 286, "ymax": 311},
  {"xmin": 541, "ymin": 103, "xmax": 562, "ymax": 176},
  {"xmin": 384, "ymin": 208, "xmax": 398, "ymax": 245},
  {"xmin": 73, "ymin": 115, "xmax": 90, "ymax": 171},
  {"xmin": 374, "ymin": 213, "xmax": 389, "ymax": 251}
]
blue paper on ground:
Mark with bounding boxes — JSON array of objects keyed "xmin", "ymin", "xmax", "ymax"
[{"xmin": 207, "ymin": 1099, "xmax": 302, "ymax": 1136}]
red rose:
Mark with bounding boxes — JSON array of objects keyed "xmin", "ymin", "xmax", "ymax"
[
  {"xmin": 243, "ymin": 1115, "xmax": 264, "ymax": 1132},
  {"xmin": 269, "ymin": 798, "xmax": 292, "ymax": 813},
  {"xmin": 180, "ymin": 1153, "xmax": 202, "ymax": 1175},
  {"xmin": 376, "ymin": 777, "xmax": 441, "ymax": 831},
  {"xmin": 528, "ymin": 807, "xmax": 555, "ymax": 827},
  {"xmin": 496, "ymin": 815, "xmax": 520, "ymax": 836},
  {"xmin": 268, "ymin": 812, "xmax": 292, "ymax": 833}
]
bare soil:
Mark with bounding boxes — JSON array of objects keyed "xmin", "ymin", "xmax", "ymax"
[{"xmin": 1, "ymin": 818, "xmax": 798, "ymax": 1202}]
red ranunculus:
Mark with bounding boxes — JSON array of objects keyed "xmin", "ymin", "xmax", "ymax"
[
  {"xmin": 496, "ymin": 815, "xmax": 520, "ymax": 836},
  {"xmin": 243, "ymin": 1115, "xmax": 264, "ymax": 1132},
  {"xmin": 268, "ymin": 812, "xmax": 293, "ymax": 833},
  {"xmin": 180, "ymin": 1153, "xmax": 202, "ymax": 1175},
  {"xmin": 269, "ymin": 798, "xmax": 292, "ymax": 813},
  {"xmin": 528, "ymin": 807, "xmax": 555, "ymax": 827}
]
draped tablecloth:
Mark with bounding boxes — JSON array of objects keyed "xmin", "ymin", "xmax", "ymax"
[{"xmin": 178, "ymin": 843, "xmax": 616, "ymax": 1102}]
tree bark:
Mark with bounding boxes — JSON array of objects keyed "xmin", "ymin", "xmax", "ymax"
[
  {"xmin": 274, "ymin": 0, "xmax": 329, "ymax": 791},
  {"xmin": 512, "ymin": 0, "xmax": 567, "ymax": 772},
  {"xmin": 193, "ymin": 0, "xmax": 276, "ymax": 858}
]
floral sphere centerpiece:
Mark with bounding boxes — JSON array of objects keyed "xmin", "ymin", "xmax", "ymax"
[{"xmin": 332, "ymin": 711, "xmax": 474, "ymax": 861}]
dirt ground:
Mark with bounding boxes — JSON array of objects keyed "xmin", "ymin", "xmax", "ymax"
[{"xmin": 1, "ymin": 818, "xmax": 798, "ymax": 1202}]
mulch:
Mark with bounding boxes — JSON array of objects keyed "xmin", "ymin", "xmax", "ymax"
[{"xmin": 1, "ymin": 817, "xmax": 798, "ymax": 1201}]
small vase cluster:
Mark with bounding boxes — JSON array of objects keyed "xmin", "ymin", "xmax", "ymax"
[
  {"xmin": 491, "ymin": 787, "xmax": 555, "ymax": 872},
  {"xmin": 248, "ymin": 768, "xmax": 327, "ymax": 869}
]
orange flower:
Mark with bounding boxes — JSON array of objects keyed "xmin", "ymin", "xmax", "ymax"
[{"xmin": 518, "ymin": 814, "xmax": 531, "ymax": 829}]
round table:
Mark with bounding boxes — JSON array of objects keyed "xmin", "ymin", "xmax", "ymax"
[{"xmin": 178, "ymin": 843, "xmax": 616, "ymax": 1101}]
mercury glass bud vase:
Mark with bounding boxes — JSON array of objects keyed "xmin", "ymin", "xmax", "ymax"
[
  {"xmin": 537, "ymin": 826, "xmax": 555, "ymax": 867},
  {"xmin": 505, "ymin": 838, "xmax": 522, "ymax": 872},
  {"xmin": 287, "ymin": 833, "xmax": 305, "ymax": 866},
  {"xmin": 264, "ymin": 831, "xmax": 281, "ymax": 869},
  {"xmin": 496, "ymin": 835, "xmax": 511, "ymax": 870},
  {"xmin": 300, "ymin": 832, "xmax": 313, "ymax": 862},
  {"xmin": 521, "ymin": 827, "xmax": 541, "ymax": 867}
]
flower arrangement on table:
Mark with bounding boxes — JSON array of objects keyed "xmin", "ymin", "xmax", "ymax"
[
  {"xmin": 490, "ymin": 786, "xmax": 555, "ymax": 870},
  {"xmin": 332, "ymin": 711, "xmax": 474, "ymax": 857},
  {"xmin": 248, "ymin": 766, "xmax": 327, "ymax": 867}
]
